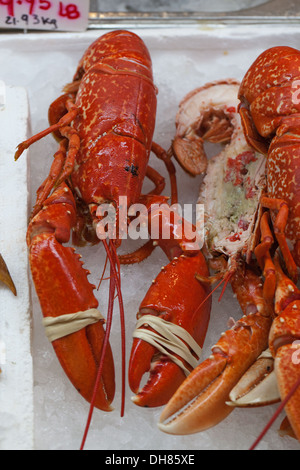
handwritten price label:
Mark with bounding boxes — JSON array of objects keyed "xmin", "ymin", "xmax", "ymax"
[{"xmin": 0, "ymin": 0, "xmax": 89, "ymax": 31}]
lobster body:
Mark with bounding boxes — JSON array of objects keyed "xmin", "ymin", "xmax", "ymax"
[
  {"xmin": 21, "ymin": 30, "xmax": 158, "ymax": 412},
  {"xmin": 70, "ymin": 31, "xmax": 157, "ymax": 209},
  {"xmin": 239, "ymin": 46, "xmax": 300, "ymax": 275},
  {"xmin": 238, "ymin": 46, "xmax": 300, "ymax": 442}
]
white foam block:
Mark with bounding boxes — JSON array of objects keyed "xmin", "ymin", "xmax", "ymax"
[{"xmin": 0, "ymin": 84, "xmax": 33, "ymax": 450}]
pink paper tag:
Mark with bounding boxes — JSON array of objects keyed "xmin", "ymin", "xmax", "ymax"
[{"xmin": 0, "ymin": 0, "xmax": 89, "ymax": 31}]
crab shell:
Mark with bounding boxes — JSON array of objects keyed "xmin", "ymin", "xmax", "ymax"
[{"xmin": 173, "ymin": 79, "xmax": 267, "ymax": 264}]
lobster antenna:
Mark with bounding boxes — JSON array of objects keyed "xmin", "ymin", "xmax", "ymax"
[
  {"xmin": 249, "ymin": 374, "xmax": 300, "ymax": 450},
  {"xmin": 196, "ymin": 272, "xmax": 231, "ymax": 311},
  {"xmin": 80, "ymin": 239, "xmax": 125, "ymax": 450},
  {"xmin": 80, "ymin": 252, "xmax": 116, "ymax": 450},
  {"xmin": 109, "ymin": 240, "xmax": 126, "ymax": 416},
  {"xmin": 97, "ymin": 253, "xmax": 109, "ymax": 290},
  {"xmin": 218, "ymin": 270, "xmax": 234, "ymax": 302}
]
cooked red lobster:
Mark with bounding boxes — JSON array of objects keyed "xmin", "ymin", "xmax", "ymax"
[
  {"xmin": 238, "ymin": 46, "xmax": 300, "ymax": 442},
  {"xmin": 159, "ymin": 79, "xmax": 273, "ymax": 436},
  {"xmin": 159, "ymin": 48, "xmax": 300, "ymax": 445},
  {"xmin": 15, "ymin": 30, "xmax": 211, "ymax": 443}
]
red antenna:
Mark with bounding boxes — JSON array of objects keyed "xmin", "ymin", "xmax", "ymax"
[
  {"xmin": 196, "ymin": 270, "xmax": 234, "ymax": 311},
  {"xmin": 249, "ymin": 374, "xmax": 300, "ymax": 450},
  {"xmin": 218, "ymin": 270, "xmax": 234, "ymax": 302},
  {"xmin": 80, "ymin": 239, "xmax": 125, "ymax": 450}
]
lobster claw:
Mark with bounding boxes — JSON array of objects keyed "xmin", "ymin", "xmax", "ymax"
[
  {"xmin": 129, "ymin": 337, "xmax": 189, "ymax": 408},
  {"xmin": 129, "ymin": 252, "xmax": 211, "ymax": 408},
  {"xmin": 158, "ymin": 353, "xmax": 232, "ymax": 434},
  {"xmin": 227, "ymin": 348, "xmax": 281, "ymax": 407},
  {"xmin": 0, "ymin": 254, "xmax": 16, "ymax": 295},
  {"xmin": 27, "ymin": 183, "xmax": 115, "ymax": 411},
  {"xmin": 158, "ymin": 263, "xmax": 272, "ymax": 435},
  {"xmin": 269, "ymin": 299, "xmax": 300, "ymax": 441}
]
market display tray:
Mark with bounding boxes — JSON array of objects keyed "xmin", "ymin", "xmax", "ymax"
[{"xmin": 0, "ymin": 24, "xmax": 299, "ymax": 450}]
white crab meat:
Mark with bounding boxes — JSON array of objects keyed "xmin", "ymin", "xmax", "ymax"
[
  {"xmin": 174, "ymin": 79, "xmax": 267, "ymax": 260},
  {"xmin": 200, "ymin": 116, "xmax": 266, "ymax": 259}
]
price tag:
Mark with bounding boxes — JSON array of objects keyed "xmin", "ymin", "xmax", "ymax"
[{"xmin": 0, "ymin": 0, "xmax": 89, "ymax": 31}]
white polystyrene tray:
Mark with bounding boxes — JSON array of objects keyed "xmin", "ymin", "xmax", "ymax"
[
  {"xmin": 0, "ymin": 25, "xmax": 299, "ymax": 450},
  {"xmin": 0, "ymin": 85, "xmax": 32, "ymax": 450}
]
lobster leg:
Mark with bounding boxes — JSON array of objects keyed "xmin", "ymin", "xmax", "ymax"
[
  {"xmin": 28, "ymin": 182, "xmax": 115, "ymax": 411},
  {"xmin": 146, "ymin": 165, "xmax": 166, "ymax": 196},
  {"xmin": 254, "ymin": 211, "xmax": 274, "ymax": 269},
  {"xmin": 55, "ymin": 125, "xmax": 81, "ymax": 185},
  {"xmin": 22, "ymin": 109, "xmax": 81, "ymax": 220},
  {"xmin": 260, "ymin": 195, "xmax": 298, "ymax": 282},
  {"xmin": 48, "ymin": 93, "xmax": 77, "ymax": 141},
  {"xmin": 158, "ymin": 262, "xmax": 272, "ymax": 434},
  {"xmin": 15, "ymin": 99, "xmax": 78, "ymax": 160},
  {"xmin": 238, "ymin": 104, "xmax": 269, "ymax": 155},
  {"xmin": 254, "ymin": 211, "xmax": 277, "ymax": 303},
  {"xmin": 151, "ymin": 142, "xmax": 177, "ymax": 204},
  {"xmin": 32, "ymin": 139, "xmax": 68, "ymax": 218}
]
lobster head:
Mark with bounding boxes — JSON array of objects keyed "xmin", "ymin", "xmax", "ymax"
[
  {"xmin": 238, "ymin": 46, "xmax": 300, "ymax": 155},
  {"xmin": 73, "ymin": 30, "xmax": 154, "ymax": 82}
]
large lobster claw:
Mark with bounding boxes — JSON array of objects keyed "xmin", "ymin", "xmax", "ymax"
[
  {"xmin": 27, "ymin": 183, "xmax": 115, "ymax": 411},
  {"xmin": 227, "ymin": 348, "xmax": 280, "ymax": 407},
  {"xmin": 158, "ymin": 263, "xmax": 272, "ymax": 434},
  {"xmin": 228, "ymin": 256, "xmax": 300, "ymax": 441},
  {"xmin": 129, "ymin": 252, "xmax": 211, "ymax": 408}
]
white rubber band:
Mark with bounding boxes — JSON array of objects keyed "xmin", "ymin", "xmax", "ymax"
[
  {"xmin": 43, "ymin": 308, "xmax": 105, "ymax": 342},
  {"xmin": 133, "ymin": 314, "xmax": 202, "ymax": 376}
]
